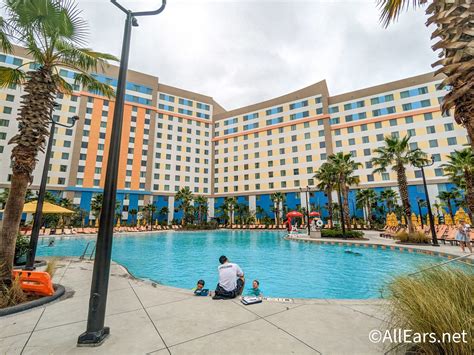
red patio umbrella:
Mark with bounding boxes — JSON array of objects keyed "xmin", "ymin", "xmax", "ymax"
[
  {"xmin": 287, "ymin": 211, "xmax": 303, "ymax": 218},
  {"xmin": 309, "ymin": 211, "xmax": 320, "ymax": 217}
]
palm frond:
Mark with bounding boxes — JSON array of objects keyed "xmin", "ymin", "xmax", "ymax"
[
  {"xmin": 377, "ymin": 0, "xmax": 427, "ymax": 28},
  {"xmin": 0, "ymin": 16, "xmax": 13, "ymax": 54},
  {"xmin": 0, "ymin": 66, "xmax": 27, "ymax": 88},
  {"xmin": 73, "ymin": 73, "xmax": 115, "ymax": 98},
  {"xmin": 55, "ymin": 42, "xmax": 118, "ymax": 73},
  {"xmin": 52, "ymin": 73, "xmax": 73, "ymax": 94}
]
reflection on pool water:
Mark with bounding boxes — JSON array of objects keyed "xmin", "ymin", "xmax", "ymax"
[{"xmin": 37, "ymin": 230, "xmax": 456, "ymax": 299}]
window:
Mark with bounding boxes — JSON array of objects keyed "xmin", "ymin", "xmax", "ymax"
[
  {"xmin": 382, "ymin": 173, "xmax": 390, "ymax": 181},
  {"xmin": 367, "ymin": 174, "xmax": 374, "ymax": 182},
  {"xmin": 407, "ymin": 129, "xmax": 416, "ymax": 137},
  {"xmin": 3, "ymin": 107, "xmax": 12, "ymax": 114},
  {"xmin": 376, "ymin": 134, "xmax": 384, "ymax": 141},
  {"xmin": 432, "ymin": 154, "xmax": 441, "ymax": 162},
  {"xmin": 402, "ymin": 103, "xmax": 412, "ymax": 111},
  {"xmin": 429, "ymin": 139, "xmax": 438, "ymax": 148},
  {"xmin": 400, "ymin": 90, "xmax": 410, "ymax": 98},
  {"xmin": 426, "ymin": 126, "xmax": 436, "ymax": 134},
  {"xmin": 348, "ymin": 138, "xmax": 355, "ymax": 145},
  {"xmin": 389, "ymin": 119, "xmax": 397, "ymax": 126},
  {"xmin": 435, "ymin": 168, "xmax": 443, "ymax": 177},
  {"xmin": 361, "ymin": 124, "xmax": 368, "ymax": 131},
  {"xmin": 424, "ymin": 113, "xmax": 433, "ymax": 120},
  {"xmin": 415, "ymin": 170, "xmax": 422, "ymax": 179},
  {"xmin": 447, "ymin": 137, "xmax": 457, "ymax": 146},
  {"xmin": 362, "ymin": 136, "xmax": 369, "ymax": 144},
  {"xmin": 375, "ymin": 122, "xmax": 382, "ymax": 129},
  {"xmin": 405, "ymin": 116, "xmax": 414, "ymax": 124},
  {"xmin": 6, "ymin": 94, "xmax": 14, "ymax": 102},
  {"xmin": 420, "ymin": 99, "xmax": 431, "ymax": 107},
  {"xmin": 444, "ymin": 123, "xmax": 454, "ymax": 131},
  {"xmin": 364, "ymin": 148, "xmax": 371, "ymax": 156}
]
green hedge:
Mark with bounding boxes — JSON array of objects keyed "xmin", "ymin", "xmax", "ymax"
[{"xmin": 321, "ymin": 229, "xmax": 364, "ymax": 239}]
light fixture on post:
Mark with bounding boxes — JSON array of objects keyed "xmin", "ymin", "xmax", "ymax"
[
  {"xmin": 25, "ymin": 112, "xmax": 79, "ymax": 270},
  {"xmin": 77, "ymin": 0, "xmax": 167, "ymax": 347}
]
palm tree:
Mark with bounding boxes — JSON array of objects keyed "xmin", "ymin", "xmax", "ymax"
[
  {"xmin": 270, "ymin": 192, "xmax": 285, "ymax": 226},
  {"xmin": 255, "ymin": 206, "xmax": 265, "ymax": 224},
  {"xmin": 356, "ymin": 189, "xmax": 377, "ymax": 227},
  {"xmin": 441, "ymin": 148, "xmax": 474, "ymax": 221},
  {"xmin": 0, "ymin": 189, "xmax": 9, "ymax": 209},
  {"xmin": 314, "ymin": 163, "xmax": 336, "ymax": 228},
  {"xmin": 0, "ymin": 0, "xmax": 117, "ymax": 284},
  {"xmin": 377, "ymin": 0, "xmax": 474, "ymax": 150},
  {"xmin": 328, "ymin": 152, "xmax": 361, "ymax": 230},
  {"xmin": 223, "ymin": 197, "xmax": 237, "ymax": 227},
  {"xmin": 129, "ymin": 208, "xmax": 138, "ymax": 225},
  {"xmin": 175, "ymin": 187, "xmax": 194, "ymax": 225},
  {"xmin": 371, "ymin": 135, "xmax": 429, "ymax": 233},
  {"xmin": 90, "ymin": 194, "xmax": 103, "ymax": 220},
  {"xmin": 438, "ymin": 190, "xmax": 461, "ymax": 220},
  {"xmin": 158, "ymin": 206, "xmax": 168, "ymax": 224},
  {"xmin": 379, "ymin": 189, "xmax": 399, "ymax": 213},
  {"xmin": 144, "ymin": 203, "xmax": 157, "ymax": 230},
  {"xmin": 194, "ymin": 195, "xmax": 208, "ymax": 224}
]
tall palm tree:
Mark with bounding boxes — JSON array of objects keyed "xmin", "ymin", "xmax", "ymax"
[
  {"xmin": 144, "ymin": 203, "xmax": 157, "ymax": 230},
  {"xmin": 175, "ymin": 187, "xmax": 194, "ymax": 225},
  {"xmin": 371, "ymin": 135, "xmax": 428, "ymax": 233},
  {"xmin": 379, "ymin": 189, "xmax": 399, "ymax": 213},
  {"xmin": 90, "ymin": 193, "xmax": 103, "ymax": 220},
  {"xmin": 441, "ymin": 148, "xmax": 474, "ymax": 221},
  {"xmin": 129, "ymin": 208, "xmax": 138, "ymax": 225},
  {"xmin": 328, "ymin": 152, "xmax": 361, "ymax": 230},
  {"xmin": 0, "ymin": 0, "xmax": 117, "ymax": 284},
  {"xmin": 356, "ymin": 189, "xmax": 377, "ymax": 227},
  {"xmin": 438, "ymin": 190, "xmax": 461, "ymax": 220},
  {"xmin": 377, "ymin": 0, "xmax": 474, "ymax": 150},
  {"xmin": 255, "ymin": 205, "xmax": 265, "ymax": 224},
  {"xmin": 158, "ymin": 206, "xmax": 168, "ymax": 223},
  {"xmin": 223, "ymin": 197, "xmax": 237, "ymax": 227},
  {"xmin": 270, "ymin": 192, "xmax": 285, "ymax": 226},
  {"xmin": 314, "ymin": 162, "xmax": 336, "ymax": 228},
  {"xmin": 194, "ymin": 195, "xmax": 208, "ymax": 224}
]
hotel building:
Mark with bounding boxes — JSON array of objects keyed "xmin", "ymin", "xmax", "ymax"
[{"xmin": 0, "ymin": 46, "xmax": 469, "ymax": 223}]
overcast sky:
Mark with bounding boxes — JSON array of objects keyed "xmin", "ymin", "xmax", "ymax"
[{"xmin": 56, "ymin": 1, "xmax": 440, "ymax": 109}]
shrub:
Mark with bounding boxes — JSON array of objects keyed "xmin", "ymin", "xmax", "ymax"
[
  {"xmin": 0, "ymin": 276, "xmax": 26, "ymax": 308},
  {"xmin": 321, "ymin": 229, "xmax": 364, "ymax": 239},
  {"xmin": 387, "ymin": 268, "xmax": 473, "ymax": 355},
  {"xmin": 395, "ymin": 231, "xmax": 430, "ymax": 244},
  {"xmin": 14, "ymin": 234, "xmax": 30, "ymax": 265}
]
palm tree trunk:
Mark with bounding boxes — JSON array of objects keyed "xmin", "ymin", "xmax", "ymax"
[
  {"xmin": 466, "ymin": 117, "xmax": 474, "ymax": 152},
  {"xmin": 0, "ymin": 68, "xmax": 56, "ymax": 285},
  {"xmin": 343, "ymin": 185, "xmax": 351, "ymax": 230},
  {"xmin": 326, "ymin": 188, "xmax": 333, "ymax": 228},
  {"xmin": 396, "ymin": 165, "xmax": 414, "ymax": 233},
  {"xmin": 0, "ymin": 172, "xmax": 29, "ymax": 285},
  {"xmin": 447, "ymin": 199, "xmax": 454, "ymax": 220},
  {"xmin": 464, "ymin": 171, "xmax": 474, "ymax": 223}
]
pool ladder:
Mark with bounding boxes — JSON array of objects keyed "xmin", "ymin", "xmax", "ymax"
[{"xmin": 79, "ymin": 241, "xmax": 96, "ymax": 260}]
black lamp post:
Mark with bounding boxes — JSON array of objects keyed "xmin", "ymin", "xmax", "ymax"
[
  {"xmin": 25, "ymin": 112, "xmax": 79, "ymax": 270},
  {"xmin": 416, "ymin": 198, "xmax": 424, "ymax": 228},
  {"xmin": 418, "ymin": 156, "xmax": 439, "ymax": 246},
  {"xmin": 78, "ymin": 0, "xmax": 166, "ymax": 347},
  {"xmin": 300, "ymin": 186, "xmax": 314, "ymax": 236}
]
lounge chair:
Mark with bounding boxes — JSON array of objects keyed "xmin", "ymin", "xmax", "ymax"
[{"xmin": 64, "ymin": 228, "xmax": 72, "ymax": 235}]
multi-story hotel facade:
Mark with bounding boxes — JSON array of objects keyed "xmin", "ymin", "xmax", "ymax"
[{"xmin": 0, "ymin": 46, "xmax": 469, "ymax": 223}]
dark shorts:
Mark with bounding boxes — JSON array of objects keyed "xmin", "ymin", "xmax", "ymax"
[{"xmin": 214, "ymin": 279, "xmax": 244, "ymax": 299}]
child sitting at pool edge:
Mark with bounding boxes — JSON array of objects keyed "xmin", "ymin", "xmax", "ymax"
[{"xmin": 192, "ymin": 279, "xmax": 209, "ymax": 296}]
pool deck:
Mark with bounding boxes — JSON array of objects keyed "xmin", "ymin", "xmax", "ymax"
[{"xmin": 1, "ymin": 231, "xmax": 472, "ymax": 354}]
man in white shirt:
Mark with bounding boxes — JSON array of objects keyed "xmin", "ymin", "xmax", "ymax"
[{"xmin": 212, "ymin": 255, "xmax": 245, "ymax": 299}]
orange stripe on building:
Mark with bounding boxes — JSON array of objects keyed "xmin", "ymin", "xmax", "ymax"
[
  {"xmin": 212, "ymin": 114, "xmax": 330, "ymax": 142},
  {"xmin": 330, "ymin": 107, "xmax": 440, "ymax": 130}
]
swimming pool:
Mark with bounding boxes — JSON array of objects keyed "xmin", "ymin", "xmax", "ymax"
[{"xmin": 37, "ymin": 230, "xmax": 456, "ymax": 299}]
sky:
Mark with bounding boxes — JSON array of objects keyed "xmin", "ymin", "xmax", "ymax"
[{"xmin": 32, "ymin": 1, "xmax": 442, "ymax": 109}]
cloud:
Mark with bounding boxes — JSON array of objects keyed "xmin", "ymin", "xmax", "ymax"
[{"xmin": 22, "ymin": 1, "xmax": 442, "ymax": 109}]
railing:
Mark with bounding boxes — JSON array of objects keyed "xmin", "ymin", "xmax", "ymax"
[
  {"xmin": 79, "ymin": 241, "xmax": 96, "ymax": 260},
  {"xmin": 408, "ymin": 253, "xmax": 473, "ymax": 276}
]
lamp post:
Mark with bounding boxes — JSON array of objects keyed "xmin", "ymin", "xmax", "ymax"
[
  {"xmin": 78, "ymin": 0, "xmax": 166, "ymax": 347},
  {"xmin": 418, "ymin": 156, "xmax": 439, "ymax": 246},
  {"xmin": 300, "ymin": 186, "xmax": 314, "ymax": 236},
  {"xmin": 417, "ymin": 198, "xmax": 424, "ymax": 228},
  {"xmin": 25, "ymin": 112, "xmax": 79, "ymax": 270}
]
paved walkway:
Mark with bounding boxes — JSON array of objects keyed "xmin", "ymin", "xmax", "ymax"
[{"xmin": 1, "ymin": 259, "xmax": 389, "ymax": 354}]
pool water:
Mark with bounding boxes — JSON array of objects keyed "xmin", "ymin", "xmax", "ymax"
[{"xmin": 37, "ymin": 230, "xmax": 454, "ymax": 299}]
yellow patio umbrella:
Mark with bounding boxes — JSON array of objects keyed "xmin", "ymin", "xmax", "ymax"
[
  {"xmin": 142, "ymin": 217, "xmax": 147, "ymax": 227},
  {"xmin": 116, "ymin": 218, "xmax": 121, "ymax": 227},
  {"xmin": 401, "ymin": 215, "xmax": 406, "ymax": 226},
  {"xmin": 95, "ymin": 218, "xmax": 99, "ymax": 227},
  {"xmin": 417, "ymin": 215, "xmax": 422, "ymax": 225},
  {"xmin": 3, "ymin": 201, "xmax": 76, "ymax": 214},
  {"xmin": 454, "ymin": 208, "xmax": 468, "ymax": 224},
  {"xmin": 434, "ymin": 215, "xmax": 439, "ymax": 226},
  {"xmin": 411, "ymin": 213, "xmax": 418, "ymax": 227},
  {"xmin": 154, "ymin": 219, "xmax": 158, "ymax": 226}
]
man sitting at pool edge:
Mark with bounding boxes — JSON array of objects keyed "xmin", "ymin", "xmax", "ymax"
[{"xmin": 212, "ymin": 255, "xmax": 244, "ymax": 300}]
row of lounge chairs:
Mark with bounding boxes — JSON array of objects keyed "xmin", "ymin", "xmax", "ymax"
[
  {"xmin": 380, "ymin": 225, "xmax": 474, "ymax": 245},
  {"xmin": 219, "ymin": 224, "xmax": 287, "ymax": 229},
  {"xmin": 19, "ymin": 225, "xmax": 183, "ymax": 236}
]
